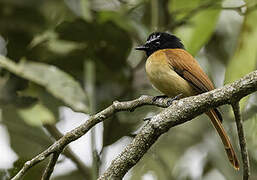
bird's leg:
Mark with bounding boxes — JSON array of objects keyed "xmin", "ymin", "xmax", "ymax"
[
  {"xmin": 167, "ymin": 93, "xmax": 183, "ymax": 106},
  {"xmin": 145, "ymin": 94, "xmax": 183, "ymax": 121},
  {"xmin": 143, "ymin": 117, "xmax": 152, "ymax": 121},
  {"xmin": 152, "ymin": 95, "xmax": 168, "ymax": 102},
  {"xmin": 145, "ymin": 95, "xmax": 168, "ymax": 122}
]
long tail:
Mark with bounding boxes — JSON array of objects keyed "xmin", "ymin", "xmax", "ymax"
[{"xmin": 206, "ymin": 109, "xmax": 240, "ymax": 170}]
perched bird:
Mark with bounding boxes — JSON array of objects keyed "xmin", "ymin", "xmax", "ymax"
[{"xmin": 135, "ymin": 32, "xmax": 239, "ymax": 170}]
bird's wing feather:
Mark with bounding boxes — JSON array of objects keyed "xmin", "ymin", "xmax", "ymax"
[
  {"xmin": 164, "ymin": 49, "xmax": 223, "ymax": 122},
  {"xmin": 164, "ymin": 49, "xmax": 214, "ymax": 93},
  {"xmin": 163, "ymin": 49, "xmax": 239, "ymax": 170}
]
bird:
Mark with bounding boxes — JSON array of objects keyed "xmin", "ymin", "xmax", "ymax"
[{"xmin": 135, "ymin": 32, "xmax": 239, "ymax": 170}]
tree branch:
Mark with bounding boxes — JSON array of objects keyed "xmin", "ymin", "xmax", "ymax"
[
  {"xmin": 41, "ymin": 152, "xmax": 60, "ymax": 180},
  {"xmin": 43, "ymin": 124, "xmax": 92, "ymax": 178},
  {"xmin": 232, "ymin": 102, "xmax": 250, "ymax": 180},
  {"xmin": 11, "ymin": 70, "xmax": 257, "ymax": 180},
  {"xmin": 169, "ymin": 1, "xmax": 216, "ymax": 29},
  {"xmin": 169, "ymin": 2, "xmax": 257, "ymax": 29},
  {"xmin": 11, "ymin": 96, "xmax": 170, "ymax": 180},
  {"xmin": 98, "ymin": 70, "xmax": 257, "ymax": 179}
]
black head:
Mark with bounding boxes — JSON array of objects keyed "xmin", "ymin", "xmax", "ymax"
[{"xmin": 135, "ymin": 32, "xmax": 184, "ymax": 57}]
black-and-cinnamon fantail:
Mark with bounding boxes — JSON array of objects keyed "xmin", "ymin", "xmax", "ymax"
[{"xmin": 135, "ymin": 32, "xmax": 239, "ymax": 170}]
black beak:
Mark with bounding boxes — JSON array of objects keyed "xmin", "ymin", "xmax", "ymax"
[{"xmin": 135, "ymin": 45, "xmax": 148, "ymax": 51}]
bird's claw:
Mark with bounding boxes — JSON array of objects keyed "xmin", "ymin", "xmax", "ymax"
[
  {"xmin": 167, "ymin": 93, "xmax": 183, "ymax": 106},
  {"xmin": 152, "ymin": 95, "xmax": 168, "ymax": 102},
  {"xmin": 143, "ymin": 117, "xmax": 152, "ymax": 121}
]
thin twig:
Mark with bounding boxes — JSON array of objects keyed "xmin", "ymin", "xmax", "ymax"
[
  {"xmin": 222, "ymin": 4, "xmax": 246, "ymax": 10},
  {"xmin": 169, "ymin": 2, "xmax": 256, "ymax": 29},
  {"xmin": 169, "ymin": 1, "xmax": 217, "ymax": 29},
  {"xmin": 232, "ymin": 102, "xmax": 250, "ymax": 180},
  {"xmin": 221, "ymin": 3, "xmax": 247, "ymax": 15},
  {"xmin": 41, "ymin": 152, "xmax": 60, "ymax": 180},
  {"xmin": 43, "ymin": 124, "xmax": 92, "ymax": 178},
  {"xmin": 84, "ymin": 59, "xmax": 99, "ymax": 179}
]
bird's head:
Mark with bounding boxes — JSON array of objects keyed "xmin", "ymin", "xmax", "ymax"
[{"xmin": 135, "ymin": 32, "xmax": 184, "ymax": 57}]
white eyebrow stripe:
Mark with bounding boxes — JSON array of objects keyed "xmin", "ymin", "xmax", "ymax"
[{"xmin": 146, "ymin": 35, "xmax": 160, "ymax": 44}]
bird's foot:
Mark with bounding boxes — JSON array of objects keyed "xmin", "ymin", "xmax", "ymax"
[
  {"xmin": 152, "ymin": 95, "xmax": 168, "ymax": 102},
  {"xmin": 143, "ymin": 117, "xmax": 152, "ymax": 121},
  {"xmin": 147, "ymin": 94, "xmax": 183, "ymax": 121},
  {"xmin": 167, "ymin": 93, "xmax": 183, "ymax": 106}
]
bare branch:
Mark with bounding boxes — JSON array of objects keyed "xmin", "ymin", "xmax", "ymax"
[
  {"xmin": 232, "ymin": 102, "xmax": 250, "ymax": 180},
  {"xmin": 11, "ymin": 70, "xmax": 257, "ymax": 180},
  {"xmin": 43, "ymin": 124, "xmax": 92, "ymax": 178},
  {"xmin": 169, "ymin": 2, "xmax": 257, "ymax": 29},
  {"xmin": 11, "ymin": 95, "xmax": 170, "ymax": 180},
  {"xmin": 98, "ymin": 71, "xmax": 257, "ymax": 179},
  {"xmin": 41, "ymin": 152, "xmax": 60, "ymax": 180}
]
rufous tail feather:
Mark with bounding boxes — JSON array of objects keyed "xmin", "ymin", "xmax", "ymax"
[{"xmin": 206, "ymin": 110, "xmax": 239, "ymax": 170}]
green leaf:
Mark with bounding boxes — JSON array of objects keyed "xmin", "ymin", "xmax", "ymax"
[
  {"xmin": 225, "ymin": 9, "xmax": 257, "ymax": 109},
  {"xmin": 0, "ymin": 55, "xmax": 89, "ymax": 113},
  {"xmin": 80, "ymin": 0, "xmax": 92, "ymax": 21},
  {"xmin": 169, "ymin": 0, "xmax": 202, "ymax": 17},
  {"xmin": 177, "ymin": 9, "xmax": 220, "ymax": 55},
  {"xmin": 225, "ymin": 10, "xmax": 257, "ymax": 83},
  {"xmin": 103, "ymin": 115, "xmax": 134, "ymax": 147},
  {"xmin": 0, "ymin": 75, "xmax": 38, "ymax": 108},
  {"xmin": 55, "ymin": 18, "xmax": 133, "ymax": 111},
  {"xmin": 2, "ymin": 107, "xmax": 51, "ymax": 179},
  {"xmin": 170, "ymin": 0, "xmax": 221, "ymax": 55},
  {"xmin": 0, "ymin": 2, "xmax": 46, "ymax": 60},
  {"xmin": 18, "ymin": 103, "xmax": 55, "ymax": 126},
  {"xmin": 103, "ymin": 106, "xmax": 158, "ymax": 147}
]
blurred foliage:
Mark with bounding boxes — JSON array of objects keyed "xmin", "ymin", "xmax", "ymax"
[
  {"xmin": 225, "ymin": 7, "xmax": 257, "ymax": 110},
  {"xmin": 3, "ymin": 108, "xmax": 51, "ymax": 179},
  {"xmin": 170, "ymin": 0, "xmax": 222, "ymax": 55},
  {"xmin": 0, "ymin": 56, "xmax": 89, "ymax": 113},
  {"xmin": 0, "ymin": 0, "xmax": 257, "ymax": 180}
]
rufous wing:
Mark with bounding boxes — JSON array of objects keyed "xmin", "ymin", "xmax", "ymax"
[{"xmin": 163, "ymin": 49, "xmax": 239, "ymax": 170}]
